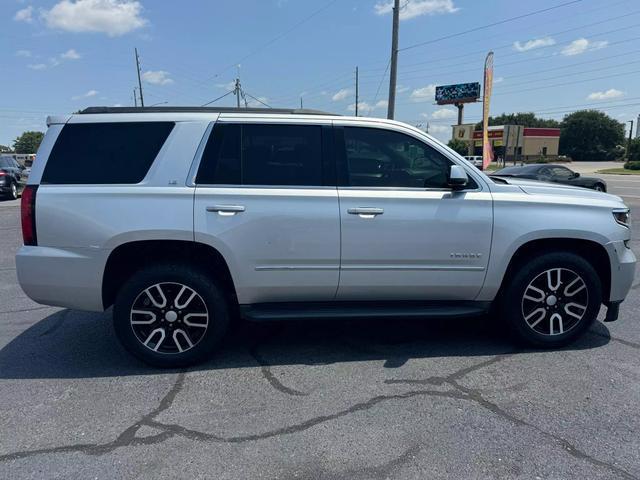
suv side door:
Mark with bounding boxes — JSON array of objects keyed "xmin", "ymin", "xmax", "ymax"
[
  {"xmin": 193, "ymin": 119, "xmax": 340, "ymax": 305},
  {"xmin": 334, "ymin": 123, "xmax": 493, "ymax": 301}
]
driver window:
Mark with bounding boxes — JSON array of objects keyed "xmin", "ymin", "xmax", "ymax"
[
  {"xmin": 551, "ymin": 167, "xmax": 572, "ymax": 179},
  {"xmin": 343, "ymin": 127, "xmax": 454, "ymax": 189}
]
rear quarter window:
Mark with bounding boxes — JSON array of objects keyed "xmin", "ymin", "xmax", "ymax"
[{"xmin": 41, "ymin": 122, "xmax": 174, "ymax": 184}]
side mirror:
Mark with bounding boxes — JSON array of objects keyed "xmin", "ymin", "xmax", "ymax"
[
  {"xmin": 448, "ymin": 164, "xmax": 469, "ymax": 189},
  {"xmin": 573, "ymin": 172, "xmax": 580, "ymax": 178}
]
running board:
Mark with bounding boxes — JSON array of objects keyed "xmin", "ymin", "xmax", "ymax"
[{"xmin": 240, "ymin": 301, "xmax": 491, "ymax": 322}]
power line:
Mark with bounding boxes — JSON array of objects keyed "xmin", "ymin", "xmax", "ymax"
[
  {"xmin": 203, "ymin": 0, "xmax": 339, "ymax": 82},
  {"xmin": 200, "ymin": 90, "xmax": 234, "ymax": 107},
  {"xmin": 399, "ymin": 0, "xmax": 583, "ymax": 51},
  {"xmin": 244, "ymin": 92, "xmax": 272, "ymax": 108}
]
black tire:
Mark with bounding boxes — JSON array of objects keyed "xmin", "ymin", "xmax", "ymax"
[
  {"xmin": 9, "ymin": 182, "xmax": 18, "ymax": 200},
  {"xmin": 594, "ymin": 183, "xmax": 606, "ymax": 192},
  {"xmin": 113, "ymin": 263, "xmax": 230, "ymax": 367},
  {"xmin": 499, "ymin": 251, "xmax": 602, "ymax": 348}
]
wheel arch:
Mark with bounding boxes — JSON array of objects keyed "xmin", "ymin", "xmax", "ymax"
[
  {"xmin": 102, "ymin": 240, "xmax": 238, "ymax": 310},
  {"xmin": 498, "ymin": 237, "xmax": 611, "ymax": 303}
]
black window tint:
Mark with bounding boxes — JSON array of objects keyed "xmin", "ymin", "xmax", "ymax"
[
  {"xmin": 42, "ymin": 122, "xmax": 174, "ymax": 184},
  {"xmin": 196, "ymin": 123, "xmax": 323, "ymax": 186},
  {"xmin": 343, "ymin": 127, "xmax": 453, "ymax": 189}
]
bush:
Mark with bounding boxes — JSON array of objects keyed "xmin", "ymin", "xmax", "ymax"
[{"xmin": 624, "ymin": 161, "xmax": 640, "ymax": 170}]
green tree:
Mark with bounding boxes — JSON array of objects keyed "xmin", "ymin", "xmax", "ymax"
[
  {"xmin": 13, "ymin": 131, "xmax": 44, "ymax": 154},
  {"xmin": 447, "ymin": 138, "xmax": 468, "ymax": 156},
  {"xmin": 475, "ymin": 112, "xmax": 560, "ymax": 130},
  {"xmin": 559, "ymin": 110, "xmax": 624, "ymax": 161}
]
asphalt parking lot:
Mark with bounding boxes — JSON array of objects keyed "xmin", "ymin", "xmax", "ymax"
[{"xmin": 1, "ymin": 175, "xmax": 639, "ymax": 479}]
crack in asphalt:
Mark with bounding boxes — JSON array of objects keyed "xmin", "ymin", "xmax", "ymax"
[
  {"xmin": 1, "ymin": 352, "xmax": 637, "ymax": 480},
  {"xmin": 0, "ymin": 305, "xmax": 56, "ymax": 315},
  {"xmin": 249, "ymin": 345, "xmax": 308, "ymax": 397},
  {"xmin": 0, "ymin": 354, "xmax": 498, "ymax": 464},
  {"xmin": 39, "ymin": 310, "xmax": 69, "ymax": 337},
  {"xmin": 386, "ymin": 357, "xmax": 638, "ymax": 480},
  {"xmin": 589, "ymin": 330, "xmax": 640, "ymax": 350},
  {"xmin": 0, "ymin": 371, "xmax": 186, "ymax": 462}
]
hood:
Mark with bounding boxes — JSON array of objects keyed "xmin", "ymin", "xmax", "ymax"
[{"xmin": 493, "ymin": 176, "xmax": 623, "ymax": 203}]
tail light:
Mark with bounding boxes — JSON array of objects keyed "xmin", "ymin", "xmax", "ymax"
[{"xmin": 21, "ymin": 185, "xmax": 38, "ymax": 246}]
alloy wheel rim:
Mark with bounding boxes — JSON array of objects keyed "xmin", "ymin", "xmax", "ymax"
[
  {"xmin": 521, "ymin": 268, "xmax": 589, "ymax": 336},
  {"xmin": 130, "ymin": 282, "xmax": 209, "ymax": 354},
  {"xmin": 11, "ymin": 184, "xmax": 17, "ymax": 199}
]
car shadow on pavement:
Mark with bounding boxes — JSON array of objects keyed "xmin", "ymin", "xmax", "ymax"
[{"xmin": 0, "ymin": 308, "xmax": 611, "ymax": 379}]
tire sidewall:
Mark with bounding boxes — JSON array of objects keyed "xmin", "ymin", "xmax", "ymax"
[
  {"xmin": 10, "ymin": 182, "xmax": 17, "ymax": 200},
  {"xmin": 501, "ymin": 252, "xmax": 602, "ymax": 347},
  {"xmin": 113, "ymin": 264, "xmax": 230, "ymax": 367}
]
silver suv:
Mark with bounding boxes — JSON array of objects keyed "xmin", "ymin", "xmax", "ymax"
[{"xmin": 16, "ymin": 107, "xmax": 636, "ymax": 367}]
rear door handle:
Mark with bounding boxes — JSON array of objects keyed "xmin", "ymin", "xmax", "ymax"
[
  {"xmin": 206, "ymin": 205, "xmax": 245, "ymax": 216},
  {"xmin": 347, "ymin": 207, "xmax": 384, "ymax": 218}
]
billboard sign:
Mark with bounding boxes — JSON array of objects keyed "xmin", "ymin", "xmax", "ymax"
[{"xmin": 435, "ymin": 82, "xmax": 481, "ymax": 105}]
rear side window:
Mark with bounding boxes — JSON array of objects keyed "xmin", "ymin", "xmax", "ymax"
[
  {"xmin": 196, "ymin": 123, "xmax": 323, "ymax": 186},
  {"xmin": 42, "ymin": 122, "xmax": 174, "ymax": 184}
]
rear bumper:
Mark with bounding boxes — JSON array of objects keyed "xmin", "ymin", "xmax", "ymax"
[
  {"xmin": 16, "ymin": 246, "xmax": 108, "ymax": 311},
  {"xmin": 605, "ymin": 240, "xmax": 636, "ymax": 303}
]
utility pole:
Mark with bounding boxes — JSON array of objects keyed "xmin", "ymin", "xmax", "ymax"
[
  {"xmin": 386, "ymin": 0, "xmax": 400, "ymax": 120},
  {"xmin": 626, "ymin": 120, "xmax": 634, "ymax": 160},
  {"xmin": 233, "ymin": 78, "xmax": 242, "ymax": 108},
  {"xmin": 134, "ymin": 48, "xmax": 144, "ymax": 107},
  {"xmin": 133, "ymin": 88, "xmax": 137, "ymax": 107},
  {"xmin": 300, "ymin": 97, "xmax": 303, "ymax": 109},
  {"xmin": 355, "ymin": 66, "xmax": 359, "ymax": 117}
]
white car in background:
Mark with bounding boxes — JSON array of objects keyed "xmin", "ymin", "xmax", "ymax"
[{"xmin": 464, "ymin": 155, "xmax": 484, "ymax": 170}]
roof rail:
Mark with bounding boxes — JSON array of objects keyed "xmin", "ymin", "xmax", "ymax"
[{"xmin": 79, "ymin": 106, "xmax": 337, "ymax": 115}]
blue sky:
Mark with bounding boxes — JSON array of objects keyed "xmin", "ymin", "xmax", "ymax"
[{"xmin": 1, "ymin": 0, "xmax": 639, "ymax": 146}]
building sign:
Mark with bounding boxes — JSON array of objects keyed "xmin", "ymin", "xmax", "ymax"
[
  {"xmin": 435, "ymin": 83, "xmax": 481, "ymax": 105},
  {"xmin": 452, "ymin": 124, "xmax": 474, "ymax": 141}
]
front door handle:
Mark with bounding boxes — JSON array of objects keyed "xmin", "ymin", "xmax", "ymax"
[
  {"xmin": 206, "ymin": 205, "xmax": 245, "ymax": 216},
  {"xmin": 347, "ymin": 207, "xmax": 384, "ymax": 218}
]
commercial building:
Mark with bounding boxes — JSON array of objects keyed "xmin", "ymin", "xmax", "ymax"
[{"xmin": 452, "ymin": 124, "xmax": 561, "ymax": 161}]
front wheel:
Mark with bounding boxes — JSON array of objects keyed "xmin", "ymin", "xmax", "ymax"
[
  {"xmin": 594, "ymin": 183, "xmax": 606, "ymax": 192},
  {"xmin": 113, "ymin": 264, "xmax": 230, "ymax": 367},
  {"xmin": 9, "ymin": 182, "xmax": 18, "ymax": 200},
  {"xmin": 499, "ymin": 252, "xmax": 602, "ymax": 348}
]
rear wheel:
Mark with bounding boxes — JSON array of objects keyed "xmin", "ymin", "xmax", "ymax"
[
  {"xmin": 499, "ymin": 252, "xmax": 602, "ymax": 348},
  {"xmin": 594, "ymin": 183, "xmax": 605, "ymax": 192},
  {"xmin": 9, "ymin": 182, "xmax": 18, "ymax": 200},
  {"xmin": 113, "ymin": 264, "xmax": 230, "ymax": 367}
]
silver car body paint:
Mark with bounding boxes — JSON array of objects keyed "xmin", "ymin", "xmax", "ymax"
[{"xmin": 16, "ymin": 112, "xmax": 636, "ymax": 312}]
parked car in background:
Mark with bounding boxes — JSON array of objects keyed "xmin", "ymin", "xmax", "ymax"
[
  {"xmin": 491, "ymin": 164, "xmax": 607, "ymax": 191},
  {"xmin": 464, "ymin": 155, "xmax": 484, "ymax": 170},
  {"xmin": 0, "ymin": 155, "xmax": 26, "ymax": 200}
]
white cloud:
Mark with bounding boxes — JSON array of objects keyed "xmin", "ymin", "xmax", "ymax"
[
  {"xmin": 429, "ymin": 124, "xmax": 450, "ymax": 134},
  {"xmin": 15, "ymin": 50, "xmax": 32, "ymax": 58},
  {"xmin": 513, "ymin": 37, "xmax": 555, "ymax": 52},
  {"xmin": 587, "ymin": 89, "xmax": 624, "ymax": 100},
  {"xmin": 27, "ymin": 63, "xmax": 47, "ymax": 70},
  {"xmin": 561, "ymin": 38, "xmax": 608, "ymax": 56},
  {"xmin": 61, "ymin": 48, "xmax": 81, "ymax": 60},
  {"xmin": 494, "ymin": 76, "xmax": 504, "ymax": 84},
  {"xmin": 410, "ymin": 84, "xmax": 437, "ymax": 102},
  {"xmin": 346, "ymin": 100, "xmax": 388, "ymax": 114},
  {"xmin": 216, "ymin": 81, "xmax": 236, "ymax": 91},
  {"xmin": 332, "ymin": 88, "xmax": 352, "ymax": 101},
  {"xmin": 142, "ymin": 70, "xmax": 174, "ymax": 85},
  {"xmin": 14, "ymin": 6, "xmax": 34, "ymax": 23},
  {"xmin": 431, "ymin": 108, "xmax": 456, "ymax": 119},
  {"xmin": 72, "ymin": 89, "xmax": 98, "ymax": 100},
  {"xmin": 42, "ymin": 0, "xmax": 147, "ymax": 37},
  {"xmin": 396, "ymin": 85, "xmax": 410, "ymax": 93},
  {"xmin": 374, "ymin": 0, "xmax": 458, "ymax": 20}
]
